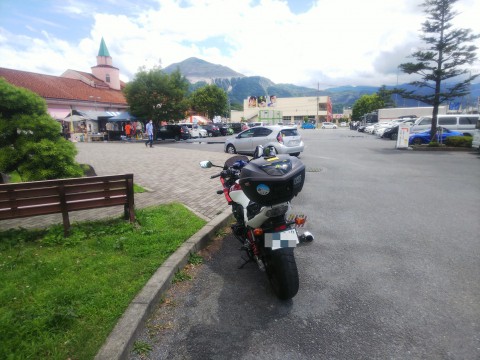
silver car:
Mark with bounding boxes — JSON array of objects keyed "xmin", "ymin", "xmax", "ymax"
[{"xmin": 224, "ymin": 125, "xmax": 304, "ymax": 156}]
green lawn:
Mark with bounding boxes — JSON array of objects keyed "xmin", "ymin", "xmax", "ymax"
[{"xmin": 0, "ymin": 203, "xmax": 206, "ymax": 359}]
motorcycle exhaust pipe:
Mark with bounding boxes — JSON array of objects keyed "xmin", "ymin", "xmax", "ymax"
[{"xmin": 298, "ymin": 231, "xmax": 314, "ymax": 243}]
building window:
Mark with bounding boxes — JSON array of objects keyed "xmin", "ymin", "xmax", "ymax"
[
  {"xmin": 106, "ymin": 74, "xmax": 110, "ymax": 83},
  {"xmin": 318, "ymin": 103, "xmax": 327, "ymax": 111}
]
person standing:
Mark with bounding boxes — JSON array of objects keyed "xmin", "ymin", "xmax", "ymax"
[
  {"xmin": 145, "ymin": 120, "xmax": 154, "ymax": 148},
  {"xmin": 125, "ymin": 122, "xmax": 131, "ymax": 140}
]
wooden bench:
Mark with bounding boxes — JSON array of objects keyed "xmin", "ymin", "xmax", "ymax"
[{"xmin": 0, "ymin": 174, "xmax": 135, "ymax": 236}]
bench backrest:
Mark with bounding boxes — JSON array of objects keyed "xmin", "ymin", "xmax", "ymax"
[{"xmin": 0, "ymin": 174, "xmax": 135, "ymax": 234}]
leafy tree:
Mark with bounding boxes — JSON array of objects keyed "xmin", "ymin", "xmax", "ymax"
[
  {"xmin": 0, "ymin": 78, "xmax": 83, "ymax": 181},
  {"xmin": 377, "ymin": 85, "xmax": 395, "ymax": 108},
  {"xmin": 123, "ymin": 67, "xmax": 190, "ymax": 126},
  {"xmin": 396, "ymin": 0, "xmax": 479, "ymax": 140},
  {"xmin": 190, "ymin": 84, "xmax": 228, "ymax": 120},
  {"xmin": 351, "ymin": 94, "xmax": 384, "ymax": 120}
]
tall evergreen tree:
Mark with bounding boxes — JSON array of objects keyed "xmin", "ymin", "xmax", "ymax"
[{"xmin": 396, "ymin": 0, "xmax": 479, "ymax": 141}]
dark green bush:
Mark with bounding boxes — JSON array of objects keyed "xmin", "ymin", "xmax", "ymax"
[{"xmin": 444, "ymin": 136, "xmax": 472, "ymax": 147}]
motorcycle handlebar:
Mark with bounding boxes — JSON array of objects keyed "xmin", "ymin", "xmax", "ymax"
[{"xmin": 210, "ymin": 168, "xmax": 239, "ymax": 179}]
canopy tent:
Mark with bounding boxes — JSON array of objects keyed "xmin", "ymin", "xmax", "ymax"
[
  {"xmin": 108, "ymin": 112, "xmax": 138, "ymax": 122},
  {"xmin": 63, "ymin": 114, "xmax": 89, "ymax": 122},
  {"xmin": 63, "ymin": 113, "xmax": 99, "ymax": 133}
]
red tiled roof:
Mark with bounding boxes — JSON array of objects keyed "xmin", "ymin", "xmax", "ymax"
[{"xmin": 0, "ymin": 67, "xmax": 127, "ymax": 105}]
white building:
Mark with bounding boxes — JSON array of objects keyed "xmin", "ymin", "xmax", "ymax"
[{"xmin": 231, "ymin": 95, "xmax": 332, "ymax": 125}]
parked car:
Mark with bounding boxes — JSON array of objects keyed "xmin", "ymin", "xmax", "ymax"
[
  {"xmin": 215, "ymin": 123, "xmax": 233, "ymax": 136},
  {"xmin": 357, "ymin": 124, "xmax": 367, "ymax": 132},
  {"xmin": 248, "ymin": 122, "xmax": 266, "ymax": 128},
  {"xmin": 321, "ymin": 122, "xmax": 337, "ymax": 129},
  {"xmin": 228, "ymin": 122, "xmax": 244, "ymax": 134},
  {"xmin": 472, "ymin": 118, "xmax": 480, "ymax": 151},
  {"xmin": 382, "ymin": 125, "xmax": 400, "ymax": 140},
  {"xmin": 202, "ymin": 124, "xmax": 221, "ymax": 137},
  {"xmin": 374, "ymin": 122, "xmax": 397, "ymax": 137},
  {"xmin": 301, "ymin": 122, "xmax": 315, "ymax": 129},
  {"xmin": 156, "ymin": 125, "xmax": 190, "ymax": 141},
  {"xmin": 410, "ymin": 114, "xmax": 479, "ymax": 136},
  {"xmin": 224, "ymin": 125, "xmax": 304, "ymax": 156},
  {"xmin": 409, "ymin": 127, "xmax": 463, "ymax": 145},
  {"xmin": 381, "ymin": 119, "xmax": 416, "ymax": 140},
  {"xmin": 182, "ymin": 123, "xmax": 207, "ymax": 138},
  {"xmin": 340, "ymin": 122, "xmax": 347, "ymax": 127},
  {"xmin": 364, "ymin": 124, "xmax": 376, "ymax": 134}
]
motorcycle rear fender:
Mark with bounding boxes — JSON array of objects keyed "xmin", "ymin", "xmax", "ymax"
[{"xmin": 246, "ymin": 202, "xmax": 291, "ymax": 228}]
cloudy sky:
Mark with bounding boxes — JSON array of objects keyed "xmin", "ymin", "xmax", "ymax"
[{"xmin": 1, "ymin": 0, "xmax": 479, "ymax": 90}]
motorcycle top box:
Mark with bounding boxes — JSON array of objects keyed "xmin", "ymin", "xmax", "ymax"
[{"xmin": 239, "ymin": 155, "xmax": 305, "ymax": 206}]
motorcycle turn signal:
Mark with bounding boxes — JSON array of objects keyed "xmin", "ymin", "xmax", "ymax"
[{"xmin": 253, "ymin": 228, "xmax": 264, "ymax": 236}]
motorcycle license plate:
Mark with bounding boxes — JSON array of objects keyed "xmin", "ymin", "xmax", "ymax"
[{"xmin": 264, "ymin": 229, "xmax": 298, "ymax": 250}]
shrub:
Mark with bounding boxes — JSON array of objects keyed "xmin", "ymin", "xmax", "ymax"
[
  {"xmin": 444, "ymin": 136, "xmax": 472, "ymax": 147},
  {"xmin": 0, "ymin": 78, "xmax": 84, "ymax": 181}
]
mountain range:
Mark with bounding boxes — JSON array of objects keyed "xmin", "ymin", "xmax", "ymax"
[{"xmin": 163, "ymin": 57, "xmax": 480, "ymax": 113}]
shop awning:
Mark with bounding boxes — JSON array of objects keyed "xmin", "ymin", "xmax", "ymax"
[{"xmin": 108, "ymin": 112, "xmax": 137, "ymax": 122}]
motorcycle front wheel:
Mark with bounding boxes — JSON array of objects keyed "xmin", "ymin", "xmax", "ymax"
[{"xmin": 264, "ymin": 248, "xmax": 299, "ymax": 300}]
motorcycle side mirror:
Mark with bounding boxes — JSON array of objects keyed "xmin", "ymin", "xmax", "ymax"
[
  {"xmin": 199, "ymin": 161, "xmax": 213, "ymax": 168},
  {"xmin": 253, "ymin": 145, "xmax": 264, "ymax": 159}
]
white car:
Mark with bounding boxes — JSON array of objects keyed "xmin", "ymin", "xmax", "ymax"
[
  {"xmin": 183, "ymin": 123, "xmax": 208, "ymax": 138},
  {"xmin": 373, "ymin": 122, "xmax": 393, "ymax": 136},
  {"xmin": 224, "ymin": 125, "xmax": 304, "ymax": 156},
  {"xmin": 364, "ymin": 124, "xmax": 376, "ymax": 134},
  {"xmin": 321, "ymin": 122, "xmax": 337, "ymax": 129},
  {"xmin": 340, "ymin": 122, "xmax": 347, "ymax": 127}
]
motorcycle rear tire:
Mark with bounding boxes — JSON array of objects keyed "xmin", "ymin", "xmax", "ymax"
[{"xmin": 265, "ymin": 248, "xmax": 299, "ymax": 300}]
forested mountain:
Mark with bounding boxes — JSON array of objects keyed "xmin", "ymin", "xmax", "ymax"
[{"xmin": 164, "ymin": 57, "xmax": 480, "ymax": 112}]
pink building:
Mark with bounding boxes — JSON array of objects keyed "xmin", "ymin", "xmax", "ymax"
[{"xmin": 0, "ymin": 37, "xmax": 128, "ymax": 134}]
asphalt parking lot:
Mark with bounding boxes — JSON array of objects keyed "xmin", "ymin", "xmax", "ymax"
[
  {"xmin": 130, "ymin": 129, "xmax": 480, "ymax": 360},
  {"xmin": 3, "ymin": 130, "xmax": 479, "ymax": 359}
]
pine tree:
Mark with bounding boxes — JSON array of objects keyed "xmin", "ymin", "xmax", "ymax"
[{"xmin": 396, "ymin": 0, "xmax": 479, "ymax": 141}]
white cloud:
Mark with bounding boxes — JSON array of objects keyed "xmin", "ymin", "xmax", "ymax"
[{"xmin": 1, "ymin": 0, "xmax": 479, "ymax": 89}]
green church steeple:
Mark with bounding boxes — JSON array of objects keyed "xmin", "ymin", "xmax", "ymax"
[{"xmin": 98, "ymin": 37, "xmax": 111, "ymax": 57}]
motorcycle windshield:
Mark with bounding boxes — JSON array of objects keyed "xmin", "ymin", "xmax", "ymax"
[{"xmin": 259, "ymin": 158, "xmax": 292, "ymax": 176}]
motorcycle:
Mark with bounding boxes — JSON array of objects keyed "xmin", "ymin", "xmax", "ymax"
[{"xmin": 200, "ymin": 146, "xmax": 313, "ymax": 300}]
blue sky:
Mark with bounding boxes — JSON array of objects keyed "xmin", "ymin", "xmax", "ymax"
[{"xmin": 1, "ymin": 0, "xmax": 479, "ymax": 89}]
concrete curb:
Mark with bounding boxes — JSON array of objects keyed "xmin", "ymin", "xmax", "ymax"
[{"xmin": 94, "ymin": 208, "xmax": 233, "ymax": 360}]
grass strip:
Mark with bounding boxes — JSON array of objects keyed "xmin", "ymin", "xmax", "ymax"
[{"xmin": 0, "ymin": 202, "xmax": 206, "ymax": 360}]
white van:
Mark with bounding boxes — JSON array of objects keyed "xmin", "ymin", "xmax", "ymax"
[
  {"xmin": 472, "ymin": 118, "xmax": 480, "ymax": 151},
  {"xmin": 410, "ymin": 114, "xmax": 479, "ymax": 136}
]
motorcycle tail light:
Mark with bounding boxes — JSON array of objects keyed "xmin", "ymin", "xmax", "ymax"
[
  {"xmin": 253, "ymin": 228, "xmax": 264, "ymax": 236},
  {"xmin": 274, "ymin": 224, "xmax": 287, "ymax": 231},
  {"xmin": 276, "ymin": 132, "xmax": 283, "ymax": 144}
]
